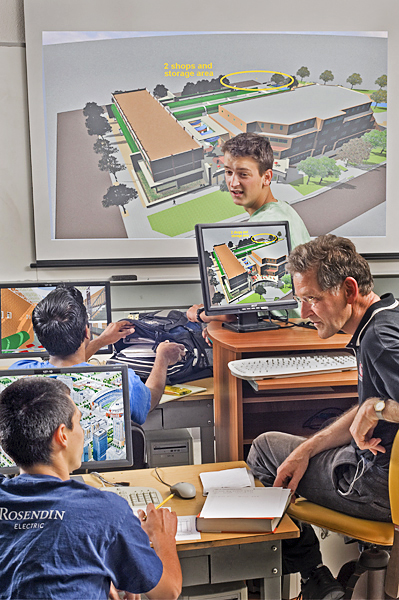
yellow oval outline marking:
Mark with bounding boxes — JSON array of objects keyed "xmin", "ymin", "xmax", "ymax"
[
  {"xmin": 220, "ymin": 70, "xmax": 294, "ymax": 92},
  {"xmin": 250, "ymin": 233, "xmax": 279, "ymax": 244}
]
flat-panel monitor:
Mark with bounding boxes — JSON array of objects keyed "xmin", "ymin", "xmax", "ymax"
[
  {"xmin": 0, "ymin": 364, "xmax": 133, "ymax": 475},
  {"xmin": 0, "ymin": 281, "xmax": 112, "ymax": 357},
  {"xmin": 195, "ymin": 221, "xmax": 298, "ymax": 333}
]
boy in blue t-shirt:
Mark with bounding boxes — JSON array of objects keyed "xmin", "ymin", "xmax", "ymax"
[{"xmin": 0, "ymin": 376, "xmax": 182, "ymax": 599}]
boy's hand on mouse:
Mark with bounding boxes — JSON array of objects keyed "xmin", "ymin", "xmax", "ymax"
[{"xmin": 137, "ymin": 503, "xmax": 177, "ymax": 543}]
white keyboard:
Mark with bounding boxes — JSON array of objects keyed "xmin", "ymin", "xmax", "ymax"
[
  {"xmin": 228, "ymin": 351, "xmax": 357, "ymax": 380},
  {"xmin": 100, "ymin": 486, "xmax": 163, "ymax": 509}
]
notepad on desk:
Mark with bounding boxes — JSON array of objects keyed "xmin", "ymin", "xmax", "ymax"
[
  {"xmin": 196, "ymin": 487, "xmax": 292, "ymax": 533},
  {"xmin": 200, "ymin": 467, "xmax": 255, "ymax": 496},
  {"xmin": 159, "ymin": 384, "xmax": 207, "ymax": 404}
]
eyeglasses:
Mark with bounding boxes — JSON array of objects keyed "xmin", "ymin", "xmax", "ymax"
[{"xmin": 293, "ymin": 295, "xmax": 321, "ymax": 307}]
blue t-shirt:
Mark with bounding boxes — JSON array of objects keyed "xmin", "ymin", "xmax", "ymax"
[
  {"xmin": 9, "ymin": 360, "xmax": 151, "ymax": 425},
  {"xmin": 0, "ymin": 474, "xmax": 163, "ymax": 599}
]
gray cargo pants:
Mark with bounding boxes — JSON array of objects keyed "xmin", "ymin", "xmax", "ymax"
[{"xmin": 247, "ymin": 432, "xmax": 391, "ymax": 577}]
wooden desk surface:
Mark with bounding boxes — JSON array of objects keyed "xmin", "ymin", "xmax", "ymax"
[
  {"xmin": 208, "ymin": 320, "xmax": 352, "ymax": 353},
  {"xmin": 83, "ymin": 462, "xmax": 299, "ymax": 551}
]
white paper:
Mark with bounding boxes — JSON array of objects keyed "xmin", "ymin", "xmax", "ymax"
[
  {"xmin": 132, "ymin": 509, "xmax": 200, "ymax": 541},
  {"xmin": 199, "ymin": 487, "xmax": 291, "ymax": 520},
  {"xmin": 200, "ymin": 467, "xmax": 255, "ymax": 495},
  {"xmin": 176, "ymin": 515, "xmax": 201, "ymax": 541}
]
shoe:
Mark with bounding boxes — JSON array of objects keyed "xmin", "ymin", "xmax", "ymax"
[{"xmin": 301, "ymin": 565, "xmax": 345, "ymax": 600}]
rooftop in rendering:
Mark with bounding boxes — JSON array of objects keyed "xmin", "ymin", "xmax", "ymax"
[
  {"xmin": 113, "ymin": 89, "xmax": 202, "ymax": 161},
  {"xmin": 220, "ymin": 84, "xmax": 372, "ymax": 125}
]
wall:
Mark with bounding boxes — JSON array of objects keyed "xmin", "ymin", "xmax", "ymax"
[{"xmin": 1, "ymin": 0, "xmax": 398, "ymax": 300}]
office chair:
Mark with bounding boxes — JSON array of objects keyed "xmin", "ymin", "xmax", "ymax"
[
  {"xmin": 287, "ymin": 430, "xmax": 399, "ymax": 599},
  {"xmin": 130, "ymin": 422, "xmax": 148, "ymax": 469}
]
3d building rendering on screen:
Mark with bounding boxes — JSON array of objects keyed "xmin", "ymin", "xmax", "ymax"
[
  {"xmin": 211, "ymin": 84, "xmax": 377, "ymax": 164},
  {"xmin": 112, "ymin": 89, "xmax": 205, "ymax": 200}
]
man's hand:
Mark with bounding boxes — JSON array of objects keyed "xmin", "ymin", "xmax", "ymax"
[
  {"xmin": 156, "ymin": 340, "xmax": 186, "ymax": 366},
  {"xmin": 98, "ymin": 320, "xmax": 136, "ymax": 346},
  {"xmin": 137, "ymin": 504, "xmax": 178, "ymax": 543},
  {"xmin": 273, "ymin": 446, "xmax": 310, "ymax": 495},
  {"xmin": 202, "ymin": 326, "xmax": 212, "ymax": 347},
  {"xmin": 349, "ymin": 398, "xmax": 386, "ymax": 455},
  {"xmin": 186, "ymin": 304, "xmax": 203, "ymax": 323}
]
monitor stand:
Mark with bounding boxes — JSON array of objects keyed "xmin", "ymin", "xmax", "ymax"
[{"xmin": 222, "ymin": 311, "xmax": 280, "ymax": 333}]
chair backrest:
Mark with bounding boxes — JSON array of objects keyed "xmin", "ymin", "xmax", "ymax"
[
  {"xmin": 389, "ymin": 428, "xmax": 399, "ymax": 526},
  {"xmin": 385, "ymin": 428, "xmax": 399, "ymax": 599}
]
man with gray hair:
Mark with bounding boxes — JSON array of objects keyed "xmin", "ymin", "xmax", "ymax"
[{"xmin": 247, "ymin": 234, "xmax": 399, "ymax": 600}]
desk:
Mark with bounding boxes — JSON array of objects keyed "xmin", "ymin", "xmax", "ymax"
[
  {"xmin": 142, "ymin": 377, "xmax": 215, "ymax": 463},
  {"xmin": 208, "ymin": 322, "xmax": 358, "ymax": 462},
  {"xmin": 83, "ymin": 462, "xmax": 299, "ymax": 600}
]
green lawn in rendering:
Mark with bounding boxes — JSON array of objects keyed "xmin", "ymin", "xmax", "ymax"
[
  {"xmin": 363, "ymin": 149, "xmax": 387, "ymax": 165},
  {"xmin": 147, "ymin": 191, "xmax": 246, "ymax": 236}
]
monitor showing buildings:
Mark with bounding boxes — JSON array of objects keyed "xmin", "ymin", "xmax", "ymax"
[
  {"xmin": 0, "ymin": 367, "xmax": 130, "ymax": 473},
  {"xmin": 198, "ymin": 222, "xmax": 294, "ymax": 309}
]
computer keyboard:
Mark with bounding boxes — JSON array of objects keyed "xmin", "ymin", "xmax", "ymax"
[
  {"xmin": 228, "ymin": 350, "xmax": 357, "ymax": 380},
  {"xmin": 100, "ymin": 486, "xmax": 163, "ymax": 509}
]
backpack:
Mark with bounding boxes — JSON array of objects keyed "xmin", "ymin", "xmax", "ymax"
[{"xmin": 108, "ymin": 310, "xmax": 213, "ymax": 384}]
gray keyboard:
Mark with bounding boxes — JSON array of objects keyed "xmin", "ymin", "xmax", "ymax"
[
  {"xmin": 100, "ymin": 486, "xmax": 163, "ymax": 508},
  {"xmin": 228, "ymin": 351, "xmax": 357, "ymax": 380}
]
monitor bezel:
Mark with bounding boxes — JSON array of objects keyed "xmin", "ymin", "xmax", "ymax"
[
  {"xmin": 195, "ymin": 220, "xmax": 298, "ymax": 318},
  {"xmin": 0, "ymin": 364, "xmax": 133, "ymax": 475},
  {"xmin": 0, "ymin": 280, "xmax": 112, "ymax": 358}
]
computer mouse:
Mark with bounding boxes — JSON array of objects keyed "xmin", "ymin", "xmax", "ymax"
[{"xmin": 170, "ymin": 481, "xmax": 196, "ymax": 499}]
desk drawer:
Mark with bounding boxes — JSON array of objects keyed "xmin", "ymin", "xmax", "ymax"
[
  {"xmin": 210, "ymin": 541, "xmax": 281, "ymax": 583},
  {"xmin": 179, "ymin": 555, "xmax": 210, "ymax": 586}
]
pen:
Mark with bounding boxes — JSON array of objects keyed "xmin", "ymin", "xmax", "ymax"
[
  {"xmin": 140, "ymin": 493, "xmax": 175, "ymax": 521},
  {"xmin": 155, "ymin": 493, "xmax": 175, "ymax": 509}
]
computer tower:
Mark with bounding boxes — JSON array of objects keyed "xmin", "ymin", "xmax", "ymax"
[{"xmin": 145, "ymin": 428, "xmax": 193, "ymax": 467}]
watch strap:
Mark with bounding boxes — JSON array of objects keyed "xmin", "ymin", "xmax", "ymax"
[{"xmin": 196, "ymin": 307, "xmax": 205, "ymax": 323}]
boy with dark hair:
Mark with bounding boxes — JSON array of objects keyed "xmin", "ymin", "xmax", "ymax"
[
  {"xmin": 11, "ymin": 286, "xmax": 186, "ymax": 424},
  {"xmin": 247, "ymin": 234, "xmax": 399, "ymax": 600},
  {"xmin": 0, "ymin": 376, "xmax": 182, "ymax": 599}
]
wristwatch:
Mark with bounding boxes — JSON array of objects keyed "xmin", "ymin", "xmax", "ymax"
[
  {"xmin": 374, "ymin": 400, "xmax": 386, "ymax": 420},
  {"xmin": 196, "ymin": 307, "xmax": 205, "ymax": 323}
]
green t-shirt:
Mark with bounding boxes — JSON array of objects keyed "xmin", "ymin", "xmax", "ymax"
[
  {"xmin": 249, "ymin": 199, "xmax": 310, "ymax": 318},
  {"xmin": 249, "ymin": 199, "xmax": 310, "ymax": 250}
]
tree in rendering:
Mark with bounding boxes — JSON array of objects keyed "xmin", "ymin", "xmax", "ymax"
[
  {"xmin": 281, "ymin": 273, "xmax": 292, "ymax": 288},
  {"xmin": 319, "ymin": 156, "xmax": 341, "ymax": 182},
  {"xmin": 296, "ymin": 66, "xmax": 310, "ymax": 82},
  {"xmin": 212, "ymin": 292, "xmax": 224, "ymax": 305},
  {"xmin": 85, "ymin": 113, "xmax": 112, "ymax": 139},
  {"xmin": 297, "ymin": 157, "xmax": 325, "ymax": 184},
  {"xmin": 83, "ymin": 102, "xmax": 105, "ymax": 118},
  {"xmin": 271, "ymin": 73, "xmax": 285, "ymax": 86},
  {"xmin": 319, "ymin": 70, "xmax": 334, "ymax": 85},
  {"xmin": 153, "ymin": 84, "xmax": 168, "ymax": 98},
  {"xmin": 363, "ymin": 129, "xmax": 387, "ymax": 155},
  {"xmin": 370, "ymin": 89, "xmax": 387, "ymax": 108},
  {"xmin": 375, "ymin": 74, "xmax": 387, "ymax": 89},
  {"xmin": 98, "ymin": 154, "xmax": 126, "ymax": 181},
  {"xmin": 102, "ymin": 184, "xmax": 137, "ymax": 214},
  {"xmin": 93, "ymin": 138, "xmax": 116, "ymax": 156},
  {"xmin": 254, "ymin": 284, "xmax": 266, "ymax": 300},
  {"xmin": 335, "ymin": 138, "xmax": 372, "ymax": 166},
  {"xmin": 346, "ymin": 73, "xmax": 363, "ymax": 89}
]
